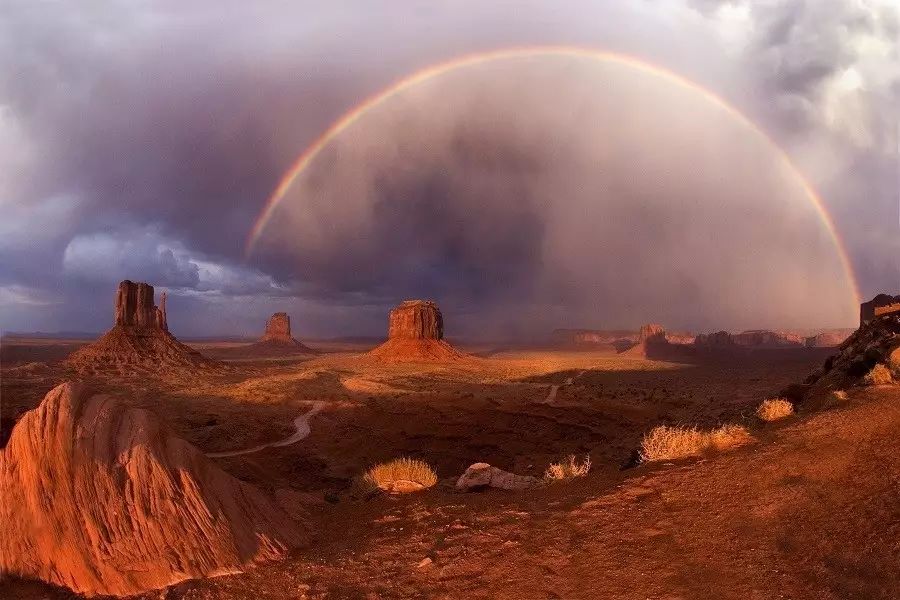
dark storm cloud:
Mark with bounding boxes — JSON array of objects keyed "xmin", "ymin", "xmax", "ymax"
[{"xmin": 0, "ymin": 0, "xmax": 897, "ymax": 336}]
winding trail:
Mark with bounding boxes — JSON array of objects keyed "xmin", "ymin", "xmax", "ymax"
[
  {"xmin": 207, "ymin": 401, "xmax": 325, "ymax": 458},
  {"xmin": 541, "ymin": 370, "xmax": 587, "ymax": 404}
]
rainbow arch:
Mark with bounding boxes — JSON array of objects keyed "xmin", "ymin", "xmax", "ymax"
[{"xmin": 245, "ymin": 46, "xmax": 861, "ymax": 310}]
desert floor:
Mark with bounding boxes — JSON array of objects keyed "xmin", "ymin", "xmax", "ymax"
[{"xmin": 1, "ymin": 338, "xmax": 898, "ymax": 599}]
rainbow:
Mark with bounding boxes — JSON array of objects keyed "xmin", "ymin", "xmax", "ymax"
[{"xmin": 245, "ymin": 46, "xmax": 861, "ymax": 309}]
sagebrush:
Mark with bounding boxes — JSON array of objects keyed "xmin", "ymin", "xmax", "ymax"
[
  {"xmin": 360, "ymin": 457, "xmax": 437, "ymax": 493},
  {"xmin": 544, "ymin": 455, "xmax": 591, "ymax": 481},
  {"xmin": 640, "ymin": 424, "xmax": 752, "ymax": 462},
  {"xmin": 756, "ymin": 398, "xmax": 794, "ymax": 421}
]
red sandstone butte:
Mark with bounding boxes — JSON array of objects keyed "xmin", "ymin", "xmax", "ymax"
[
  {"xmin": 368, "ymin": 300, "xmax": 465, "ymax": 362},
  {"xmin": 623, "ymin": 323, "xmax": 670, "ymax": 357},
  {"xmin": 0, "ymin": 382, "xmax": 307, "ymax": 597},
  {"xmin": 65, "ymin": 280, "xmax": 215, "ymax": 373}
]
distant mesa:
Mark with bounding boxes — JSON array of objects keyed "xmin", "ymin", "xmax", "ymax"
[
  {"xmin": 805, "ymin": 331, "xmax": 853, "ymax": 348},
  {"xmin": 623, "ymin": 323, "xmax": 670, "ymax": 358},
  {"xmin": 368, "ymin": 299, "xmax": 466, "ymax": 362},
  {"xmin": 693, "ymin": 331, "xmax": 736, "ymax": 348},
  {"xmin": 65, "ymin": 280, "xmax": 216, "ymax": 374},
  {"xmin": 695, "ymin": 330, "xmax": 807, "ymax": 350},
  {"xmin": 250, "ymin": 312, "xmax": 317, "ymax": 354},
  {"xmin": 0, "ymin": 382, "xmax": 307, "ymax": 597}
]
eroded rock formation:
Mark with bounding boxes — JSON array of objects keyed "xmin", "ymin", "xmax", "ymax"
[
  {"xmin": 694, "ymin": 331, "xmax": 736, "ymax": 348},
  {"xmin": 261, "ymin": 312, "xmax": 293, "ymax": 343},
  {"xmin": 66, "ymin": 281, "xmax": 215, "ymax": 374},
  {"xmin": 623, "ymin": 323, "xmax": 671, "ymax": 357},
  {"xmin": 860, "ymin": 294, "xmax": 900, "ymax": 326},
  {"xmin": 799, "ymin": 310, "xmax": 900, "ymax": 399},
  {"xmin": 388, "ymin": 300, "xmax": 444, "ymax": 339},
  {"xmin": 368, "ymin": 300, "xmax": 465, "ymax": 362},
  {"xmin": 0, "ymin": 382, "xmax": 307, "ymax": 597}
]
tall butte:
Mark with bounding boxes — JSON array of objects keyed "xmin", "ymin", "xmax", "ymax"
[
  {"xmin": 251, "ymin": 312, "xmax": 316, "ymax": 353},
  {"xmin": 368, "ymin": 299, "xmax": 466, "ymax": 362},
  {"xmin": 66, "ymin": 280, "xmax": 215, "ymax": 374}
]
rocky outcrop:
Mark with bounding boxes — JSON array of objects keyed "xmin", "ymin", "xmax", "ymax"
[
  {"xmin": 388, "ymin": 300, "xmax": 444, "ymax": 339},
  {"xmin": 115, "ymin": 280, "xmax": 166, "ymax": 331},
  {"xmin": 0, "ymin": 382, "xmax": 307, "ymax": 597},
  {"xmin": 261, "ymin": 312, "xmax": 293, "ymax": 344},
  {"xmin": 65, "ymin": 281, "xmax": 216, "ymax": 374},
  {"xmin": 860, "ymin": 294, "xmax": 900, "ymax": 326},
  {"xmin": 800, "ymin": 310, "xmax": 900, "ymax": 399},
  {"xmin": 623, "ymin": 323, "xmax": 670, "ymax": 357},
  {"xmin": 455, "ymin": 463, "xmax": 539, "ymax": 491},
  {"xmin": 368, "ymin": 300, "xmax": 465, "ymax": 362}
]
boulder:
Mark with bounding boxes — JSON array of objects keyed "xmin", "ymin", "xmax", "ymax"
[
  {"xmin": 455, "ymin": 462, "xmax": 539, "ymax": 491},
  {"xmin": 0, "ymin": 382, "xmax": 306, "ymax": 597}
]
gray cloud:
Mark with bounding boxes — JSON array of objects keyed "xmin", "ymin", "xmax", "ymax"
[{"xmin": 0, "ymin": 0, "xmax": 896, "ymax": 338}]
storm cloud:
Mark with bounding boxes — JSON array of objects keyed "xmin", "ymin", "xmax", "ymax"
[{"xmin": 0, "ymin": 1, "xmax": 896, "ymax": 338}]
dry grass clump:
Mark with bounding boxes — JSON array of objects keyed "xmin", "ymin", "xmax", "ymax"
[
  {"xmin": 756, "ymin": 398, "xmax": 794, "ymax": 422},
  {"xmin": 640, "ymin": 424, "xmax": 753, "ymax": 462},
  {"xmin": 544, "ymin": 455, "xmax": 591, "ymax": 481},
  {"xmin": 864, "ymin": 363, "xmax": 894, "ymax": 385},
  {"xmin": 360, "ymin": 457, "xmax": 437, "ymax": 494}
]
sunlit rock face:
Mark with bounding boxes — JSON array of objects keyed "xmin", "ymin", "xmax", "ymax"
[
  {"xmin": 387, "ymin": 300, "xmax": 444, "ymax": 340},
  {"xmin": 369, "ymin": 300, "xmax": 463, "ymax": 362},
  {"xmin": 0, "ymin": 382, "xmax": 307, "ymax": 597},
  {"xmin": 65, "ymin": 280, "xmax": 215, "ymax": 374},
  {"xmin": 261, "ymin": 312, "xmax": 294, "ymax": 343}
]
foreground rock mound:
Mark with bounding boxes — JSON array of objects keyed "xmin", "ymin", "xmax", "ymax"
[
  {"xmin": 66, "ymin": 280, "xmax": 216, "ymax": 374},
  {"xmin": 0, "ymin": 382, "xmax": 306, "ymax": 597},
  {"xmin": 800, "ymin": 308, "xmax": 900, "ymax": 399},
  {"xmin": 368, "ymin": 300, "xmax": 465, "ymax": 362}
]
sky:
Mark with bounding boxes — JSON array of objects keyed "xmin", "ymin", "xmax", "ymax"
[{"xmin": 0, "ymin": 0, "xmax": 897, "ymax": 340}]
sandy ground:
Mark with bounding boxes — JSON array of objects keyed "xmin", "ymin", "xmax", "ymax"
[{"xmin": 2, "ymin": 338, "xmax": 895, "ymax": 598}]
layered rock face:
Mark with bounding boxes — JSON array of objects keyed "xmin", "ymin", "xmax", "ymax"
[
  {"xmin": 115, "ymin": 280, "xmax": 167, "ymax": 330},
  {"xmin": 65, "ymin": 281, "xmax": 215, "ymax": 374},
  {"xmin": 0, "ymin": 382, "xmax": 306, "ymax": 597},
  {"xmin": 805, "ymin": 331, "xmax": 852, "ymax": 348},
  {"xmin": 261, "ymin": 312, "xmax": 293, "ymax": 343},
  {"xmin": 732, "ymin": 330, "xmax": 804, "ymax": 348},
  {"xmin": 368, "ymin": 300, "xmax": 464, "ymax": 362},
  {"xmin": 387, "ymin": 300, "xmax": 444, "ymax": 339},
  {"xmin": 860, "ymin": 294, "xmax": 900, "ymax": 326}
]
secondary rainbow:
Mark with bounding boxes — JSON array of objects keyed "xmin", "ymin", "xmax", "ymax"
[{"xmin": 245, "ymin": 46, "xmax": 861, "ymax": 309}]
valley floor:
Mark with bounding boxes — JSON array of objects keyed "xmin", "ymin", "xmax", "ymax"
[{"xmin": 1, "ymin": 341, "xmax": 897, "ymax": 598}]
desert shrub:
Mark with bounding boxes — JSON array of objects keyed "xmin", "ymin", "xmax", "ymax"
[
  {"xmin": 831, "ymin": 390, "xmax": 848, "ymax": 401},
  {"xmin": 863, "ymin": 363, "xmax": 893, "ymax": 385},
  {"xmin": 360, "ymin": 457, "xmax": 437, "ymax": 494},
  {"xmin": 756, "ymin": 398, "xmax": 794, "ymax": 422},
  {"xmin": 640, "ymin": 424, "xmax": 752, "ymax": 462},
  {"xmin": 544, "ymin": 454, "xmax": 591, "ymax": 481}
]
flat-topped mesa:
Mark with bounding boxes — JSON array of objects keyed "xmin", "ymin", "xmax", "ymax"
[
  {"xmin": 388, "ymin": 300, "xmax": 444, "ymax": 340},
  {"xmin": 115, "ymin": 280, "xmax": 167, "ymax": 331},
  {"xmin": 368, "ymin": 300, "xmax": 464, "ymax": 362},
  {"xmin": 261, "ymin": 312, "xmax": 294, "ymax": 344}
]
